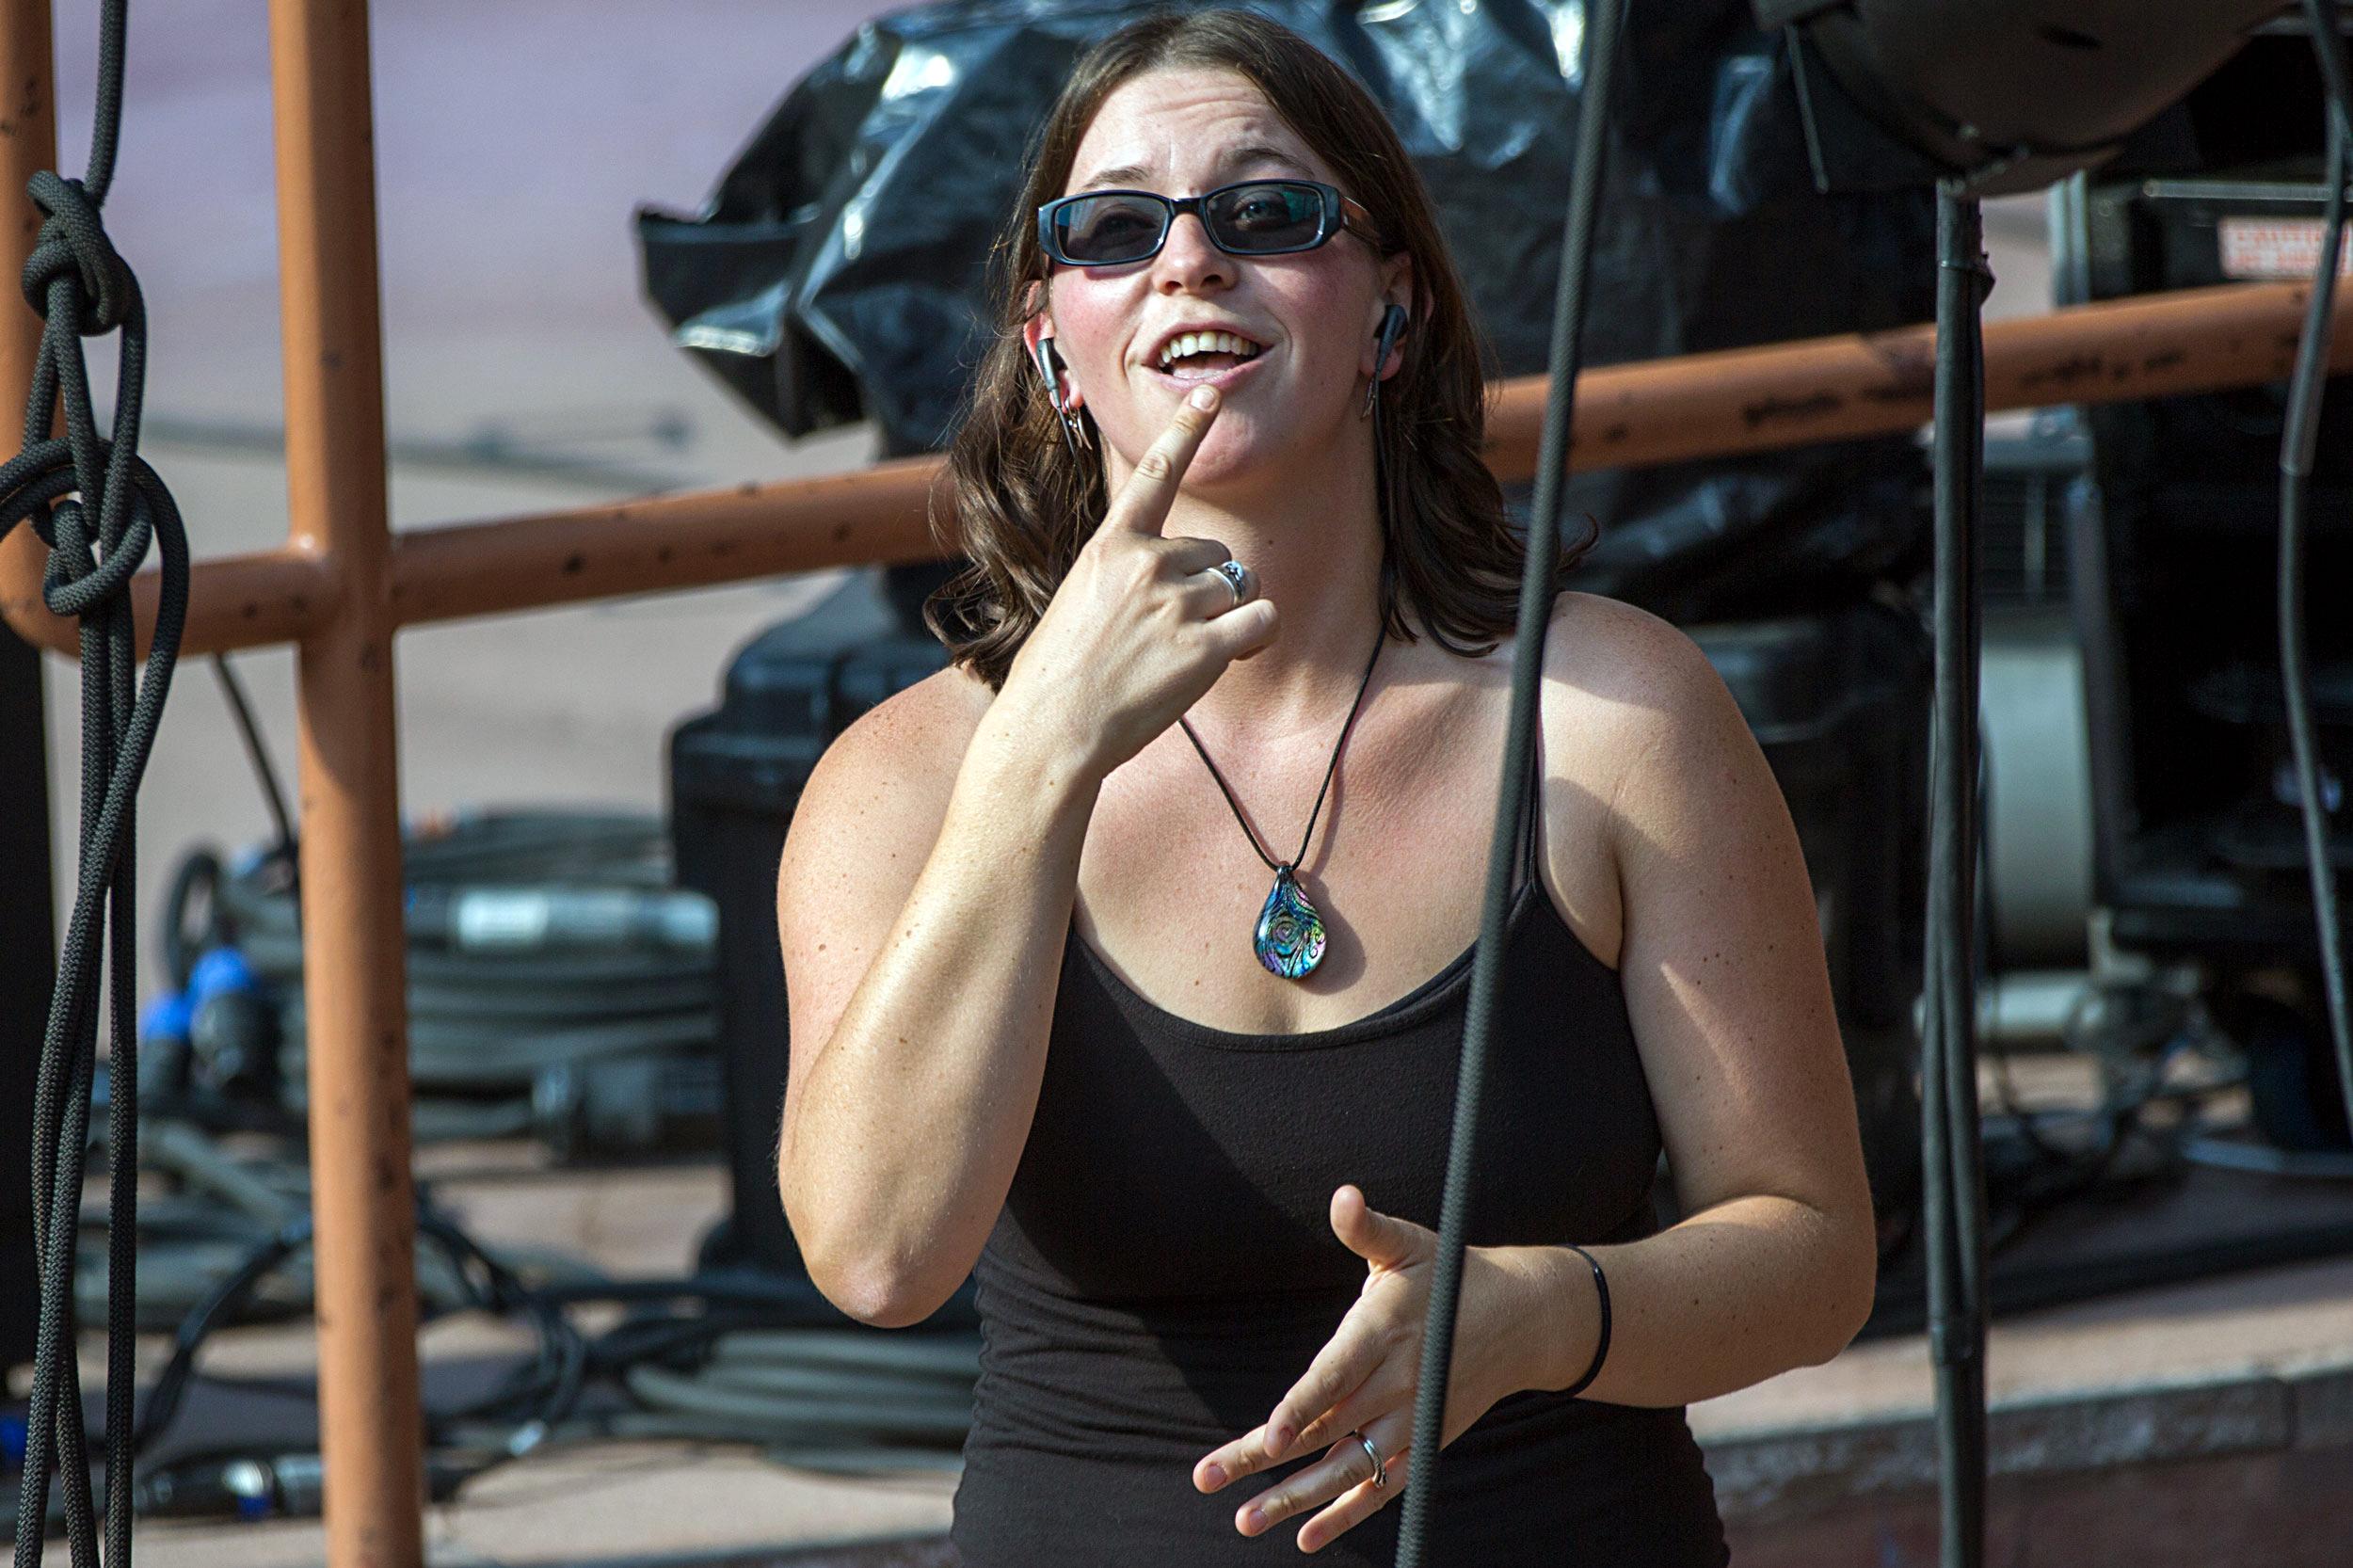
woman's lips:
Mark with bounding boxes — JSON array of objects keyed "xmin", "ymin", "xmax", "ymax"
[{"xmin": 1144, "ymin": 346, "xmax": 1271, "ymax": 393}]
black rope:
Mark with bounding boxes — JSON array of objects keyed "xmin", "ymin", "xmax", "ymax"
[
  {"xmin": 1391, "ymin": 0, "xmax": 1624, "ymax": 1560},
  {"xmin": 3, "ymin": 1, "xmax": 189, "ymax": 1562},
  {"xmin": 2288, "ymin": 0, "xmax": 2353, "ymax": 1171}
]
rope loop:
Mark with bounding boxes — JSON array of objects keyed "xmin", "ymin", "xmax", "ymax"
[
  {"xmin": 0, "ymin": 440, "xmax": 165, "ymax": 617},
  {"xmin": 0, "ymin": 448, "xmax": 78, "ymax": 546},
  {"xmin": 40, "ymin": 488, "xmax": 160, "ymax": 619},
  {"xmin": 22, "ymin": 170, "xmax": 131, "ymax": 335}
]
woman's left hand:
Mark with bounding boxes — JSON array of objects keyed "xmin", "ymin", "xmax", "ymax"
[{"xmin": 1192, "ymin": 1184, "xmax": 1544, "ymax": 1553}]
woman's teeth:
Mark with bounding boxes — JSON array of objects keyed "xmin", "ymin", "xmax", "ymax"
[{"xmin": 1155, "ymin": 330, "xmax": 1264, "ymax": 376}]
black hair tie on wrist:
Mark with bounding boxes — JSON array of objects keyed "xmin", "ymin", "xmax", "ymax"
[{"xmin": 1561, "ymin": 1243, "xmax": 1610, "ymax": 1399}]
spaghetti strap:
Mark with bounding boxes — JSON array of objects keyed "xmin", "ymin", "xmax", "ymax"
[
  {"xmin": 1519, "ymin": 708, "xmax": 1544, "ymax": 887},
  {"xmin": 1516, "ymin": 600, "xmax": 1552, "ymax": 889}
]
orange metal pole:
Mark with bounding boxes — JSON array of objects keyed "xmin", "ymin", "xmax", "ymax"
[
  {"xmin": 0, "ymin": 0, "xmax": 56, "ymax": 610},
  {"xmin": 4, "ymin": 544, "xmax": 336, "ymax": 660},
  {"xmin": 10, "ymin": 275, "xmax": 2353, "ymax": 655},
  {"xmin": 266, "ymin": 0, "xmax": 424, "ymax": 1564},
  {"xmin": 388, "ymin": 453, "xmax": 947, "ymax": 625},
  {"xmin": 384, "ymin": 274, "xmax": 2353, "ymax": 623},
  {"xmin": 1481, "ymin": 276, "xmax": 2353, "ymax": 476},
  {"xmin": 146, "ymin": 544, "xmax": 339, "ymax": 656}
]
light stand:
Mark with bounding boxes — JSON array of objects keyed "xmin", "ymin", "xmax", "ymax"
[
  {"xmin": 1922, "ymin": 178, "xmax": 1992, "ymax": 1568},
  {"xmin": 1755, "ymin": 8, "xmax": 2289, "ymax": 1566}
]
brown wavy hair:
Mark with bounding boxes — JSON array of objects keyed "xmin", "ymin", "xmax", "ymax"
[{"xmin": 922, "ymin": 6, "xmax": 1579, "ymax": 690}]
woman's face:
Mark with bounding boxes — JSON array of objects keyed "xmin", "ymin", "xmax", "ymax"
[{"xmin": 1030, "ymin": 67, "xmax": 1408, "ymax": 495}]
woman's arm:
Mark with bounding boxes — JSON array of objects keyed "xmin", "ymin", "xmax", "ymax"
[
  {"xmin": 776, "ymin": 673, "xmax": 1102, "ymax": 1328},
  {"xmin": 1509, "ymin": 600, "xmax": 1878, "ymax": 1405},
  {"xmin": 778, "ymin": 393, "xmax": 1261, "ymax": 1330}
]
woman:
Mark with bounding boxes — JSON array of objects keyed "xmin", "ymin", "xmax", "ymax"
[{"xmin": 775, "ymin": 10, "xmax": 1875, "ymax": 1564}]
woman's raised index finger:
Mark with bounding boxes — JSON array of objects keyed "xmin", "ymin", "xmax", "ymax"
[{"xmin": 1107, "ymin": 386, "xmax": 1220, "ymax": 537}]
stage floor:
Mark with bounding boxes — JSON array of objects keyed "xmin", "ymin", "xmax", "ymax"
[{"xmin": 13, "ymin": 1092, "xmax": 2348, "ymax": 1568}]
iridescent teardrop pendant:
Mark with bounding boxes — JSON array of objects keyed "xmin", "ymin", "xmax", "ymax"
[{"xmin": 1254, "ymin": 865, "xmax": 1328, "ymax": 979}]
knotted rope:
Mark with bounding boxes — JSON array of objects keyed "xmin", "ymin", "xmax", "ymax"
[{"xmin": 4, "ymin": 2, "xmax": 190, "ymax": 1563}]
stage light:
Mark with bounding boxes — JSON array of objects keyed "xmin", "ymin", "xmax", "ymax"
[{"xmin": 1757, "ymin": 1, "xmax": 2283, "ymax": 194}]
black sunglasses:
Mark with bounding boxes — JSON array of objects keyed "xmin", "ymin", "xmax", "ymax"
[{"xmin": 1036, "ymin": 178, "xmax": 1383, "ymax": 267}]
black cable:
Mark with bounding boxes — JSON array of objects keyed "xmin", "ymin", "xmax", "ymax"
[
  {"xmin": 1393, "ymin": 0, "xmax": 1623, "ymax": 1561},
  {"xmin": 125, "ymin": 1218, "xmax": 312, "ymax": 1459},
  {"xmin": 8, "ymin": 1066, "xmax": 989, "ymax": 1539},
  {"xmin": 104, "ymin": 1201, "xmax": 587, "ymax": 1464},
  {"xmin": 0, "ymin": 2, "xmax": 187, "ymax": 1563},
  {"xmin": 94, "ymin": 1138, "xmax": 952, "ymax": 1464},
  {"xmin": 158, "ymin": 848, "xmax": 225, "ymax": 993},
  {"xmin": 208, "ymin": 654, "xmax": 298, "ymax": 872},
  {"xmin": 413, "ymin": 1208, "xmax": 591, "ymax": 1435},
  {"xmin": 77, "ymin": 1197, "xmax": 968, "ymax": 1529},
  {"xmin": 2286, "ymin": 0, "xmax": 2353, "ymax": 1147},
  {"xmin": 152, "ymin": 808, "xmax": 718, "ymax": 1145},
  {"xmin": 1922, "ymin": 182, "xmax": 1992, "ymax": 1568}
]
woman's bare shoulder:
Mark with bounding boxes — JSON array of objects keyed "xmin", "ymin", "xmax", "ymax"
[
  {"xmin": 1503, "ymin": 591, "xmax": 1711, "ymax": 968},
  {"xmin": 776, "ymin": 657, "xmax": 998, "ymax": 1035},
  {"xmin": 1543, "ymin": 589, "xmax": 1726, "ymax": 797},
  {"xmin": 782, "ymin": 658, "xmax": 997, "ymax": 881},
  {"xmin": 1545, "ymin": 587, "xmax": 1697, "ymax": 686},
  {"xmin": 1545, "ymin": 591, "xmax": 1802, "ymax": 962},
  {"xmin": 826, "ymin": 658, "xmax": 999, "ymax": 776}
]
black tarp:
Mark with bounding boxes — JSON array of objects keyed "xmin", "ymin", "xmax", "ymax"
[{"xmin": 636, "ymin": 0, "xmax": 1938, "ymax": 620}]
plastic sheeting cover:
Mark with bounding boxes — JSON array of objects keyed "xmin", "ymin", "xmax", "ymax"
[{"xmin": 635, "ymin": 0, "xmax": 1937, "ymax": 619}]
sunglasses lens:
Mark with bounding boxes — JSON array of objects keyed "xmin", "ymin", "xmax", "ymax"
[
  {"xmin": 1054, "ymin": 194, "xmax": 1167, "ymax": 264},
  {"xmin": 1208, "ymin": 183, "xmax": 1325, "ymax": 253}
]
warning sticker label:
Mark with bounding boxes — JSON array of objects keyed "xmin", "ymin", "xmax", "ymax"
[{"xmin": 2219, "ymin": 216, "xmax": 2353, "ymax": 280}]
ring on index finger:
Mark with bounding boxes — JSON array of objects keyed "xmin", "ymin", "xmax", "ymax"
[{"xmin": 1214, "ymin": 559, "xmax": 1253, "ymax": 609}]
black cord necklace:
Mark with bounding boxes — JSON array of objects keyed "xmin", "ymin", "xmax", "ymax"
[{"xmin": 1176, "ymin": 622, "xmax": 1387, "ymax": 979}]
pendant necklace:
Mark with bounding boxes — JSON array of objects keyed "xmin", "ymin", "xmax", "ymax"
[{"xmin": 1176, "ymin": 624, "xmax": 1387, "ymax": 980}]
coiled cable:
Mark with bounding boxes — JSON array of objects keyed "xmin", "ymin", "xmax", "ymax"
[{"xmin": 152, "ymin": 806, "xmax": 722, "ymax": 1156}]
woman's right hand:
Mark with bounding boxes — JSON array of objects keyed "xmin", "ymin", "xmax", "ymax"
[{"xmin": 993, "ymin": 386, "xmax": 1281, "ymax": 782}]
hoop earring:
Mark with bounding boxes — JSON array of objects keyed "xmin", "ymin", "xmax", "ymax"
[{"xmin": 1031, "ymin": 336, "xmax": 1094, "ymax": 458}]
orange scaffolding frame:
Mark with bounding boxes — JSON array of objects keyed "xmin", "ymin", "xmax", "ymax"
[{"xmin": 4, "ymin": 3, "xmax": 2350, "ymax": 1564}]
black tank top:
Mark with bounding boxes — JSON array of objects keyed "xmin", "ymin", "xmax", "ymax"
[{"xmin": 952, "ymin": 621, "xmax": 1728, "ymax": 1567}]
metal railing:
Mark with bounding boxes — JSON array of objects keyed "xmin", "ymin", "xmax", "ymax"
[{"xmin": 4, "ymin": 2, "xmax": 2349, "ymax": 1564}]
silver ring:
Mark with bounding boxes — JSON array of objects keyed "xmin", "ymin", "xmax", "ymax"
[
  {"xmin": 1213, "ymin": 559, "xmax": 1251, "ymax": 608},
  {"xmin": 1350, "ymin": 1430, "xmax": 1386, "ymax": 1490}
]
